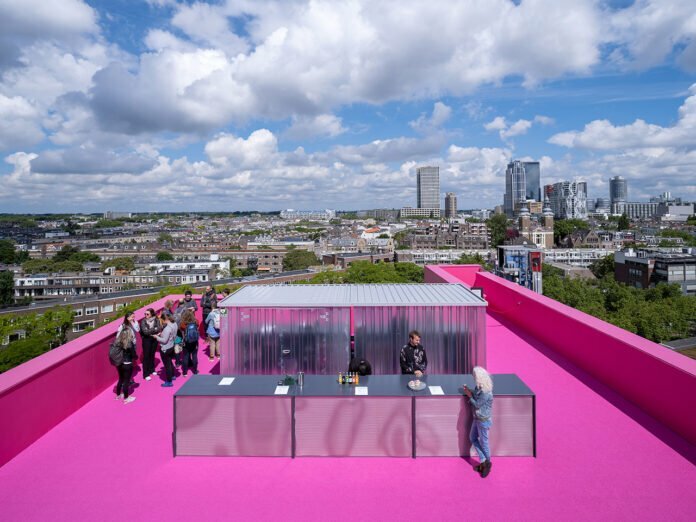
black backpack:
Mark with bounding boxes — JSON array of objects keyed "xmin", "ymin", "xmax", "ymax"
[{"xmin": 108, "ymin": 341, "xmax": 124, "ymax": 366}]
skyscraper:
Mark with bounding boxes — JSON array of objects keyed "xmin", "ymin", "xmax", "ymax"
[
  {"xmin": 544, "ymin": 181, "xmax": 588, "ymax": 219},
  {"xmin": 522, "ymin": 161, "xmax": 541, "ymax": 202},
  {"xmin": 444, "ymin": 192, "xmax": 457, "ymax": 219},
  {"xmin": 504, "ymin": 160, "xmax": 527, "ymax": 217},
  {"xmin": 610, "ymin": 176, "xmax": 627, "ymax": 213},
  {"xmin": 417, "ymin": 166, "xmax": 440, "ymax": 211}
]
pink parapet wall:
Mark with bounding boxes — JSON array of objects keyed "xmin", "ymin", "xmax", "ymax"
[
  {"xmin": 425, "ymin": 264, "xmax": 696, "ymax": 446},
  {"xmin": 0, "ymin": 295, "xmax": 206, "ymax": 468}
]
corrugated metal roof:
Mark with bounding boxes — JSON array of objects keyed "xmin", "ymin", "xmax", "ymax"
[{"xmin": 220, "ymin": 284, "xmax": 486, "ymax": 307}]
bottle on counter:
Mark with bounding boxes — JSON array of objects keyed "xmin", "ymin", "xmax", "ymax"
[
  {"xmin": 338, "ymin": 372, "xmax": 342, "ymax": 384},
  {"xmin": 355, "ymin": 372, "xmax": 359, "ymax": 385}
]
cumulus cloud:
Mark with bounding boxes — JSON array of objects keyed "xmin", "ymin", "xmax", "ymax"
[
  {"xmin": 284, "ymin": 114, "xmax": 346, "ymax": 140},
  {"xmin": 81, "ymin": 0, "xmax": 606, "ymax": 134},
  {"xmin": 484, "ymin": 114, "xmax": 553, "ymax": 141},
  {"xmin": 409, "ymin": 102, "xmax": 452, "ymax": 133},
  {"xmin": 609, "ymin": 0, "xmax": 696, "ymax": 71},
  {"xmin": 548, "ymin": 83, "xmax": 696, "ymax": 150}
]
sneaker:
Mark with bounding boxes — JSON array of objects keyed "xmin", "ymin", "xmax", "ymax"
[
  {"xmin": 193, "ymin": 370, "xmax": 199, "ymax": 375},
  {"xmin": 161, "ymin": 382, "xmax": 173, "ymax": 388},
  {"xmin": 151, "ymin": 372, "xmax": 158, "ymax": 377},
  {"xmin": 115, "ymin": 394, "xmax": 124, "ymax": 401},
  {"xmin": 145, "ymin": 376, "xmax": 152, "ymax": 381},
  {"xmin": 209, "ymin": 357, "xmax": 214, "ymax": 362},
  {"xmin": 123, "ymin": 396, "xmax": 136, "ymax": 404},
  {"xmin": 183, "ymin": 373, "xmax": 188, "ymax": 377}
]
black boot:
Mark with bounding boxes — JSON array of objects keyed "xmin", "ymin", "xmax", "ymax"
[
  {"xmin": 480, "ymin": 460, "xmax": 492, "ymax": 478},
  {"xmin": 473, "ymin": 462, "xmax": 483, "ymax": 472}
]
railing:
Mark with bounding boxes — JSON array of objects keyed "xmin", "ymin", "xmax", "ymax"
[
  {"xmin": 0, "ymin": 295, "xmax": 198, "ymax": 468},
  {"xmin": 425, "ymin": 264, "xmax": 696, "ymax": 446}
]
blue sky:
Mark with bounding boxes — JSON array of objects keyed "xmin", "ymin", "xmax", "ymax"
[{"xmin": 1, "ymin": 0, "xmax": 695, "ymax": 212}]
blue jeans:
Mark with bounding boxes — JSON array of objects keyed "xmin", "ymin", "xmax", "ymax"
[{"xmin": 470, "ymin": 418, "xmax": 492, "ymax": 462}]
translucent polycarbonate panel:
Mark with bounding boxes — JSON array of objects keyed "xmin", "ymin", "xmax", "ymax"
[
  {"xmin": 353, "ymin": 305, "xmax": 486, "ymax": 375},
  {"xmin": 222, "ymin": 307, "xmax": 350, "ymax": 375}
]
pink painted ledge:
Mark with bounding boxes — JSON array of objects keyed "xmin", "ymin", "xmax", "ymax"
[
  {"xmin": 425, "ymin": 264, "xmax": 696, "ymax": 446},
  {"xmin": 0, "ymin": 294, "xmax": 200, "ymax": 467}
]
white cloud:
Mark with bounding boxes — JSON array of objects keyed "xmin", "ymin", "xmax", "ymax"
[
  {"xmin": 410, "ymin": 102, "xmax": 452, "ymax": 133},
  {"xmin": 0, "ymin": 94, "xmax": 43, "ymax": 149},
  {"xmin": 485, "ymin": 114, "xmax": 553, "ymax": 140},
  {"xmin": 548, "ymin": 83, "xmax": 696, "ymax": 150},
  {"xmin": 609, "ymin": 0, "xmax": 696, "ymax": 71},
  {"xmin": 284, "ymin": 114, "xmax": 346, "ymax": 140},
  {"xmin": 484, "ymin": 116, "xmax": 507, "ymax": 131}
]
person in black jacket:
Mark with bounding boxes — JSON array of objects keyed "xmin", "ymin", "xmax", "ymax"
[
  {"xmin": 200, "ymin": 286, "xmax": 217, "ymax": 336},
  {"xmin": 114, "ymin": 328, "xmax": 138, "ymax": 404},
  {"xmin": 400, "ymin": 330, "xmax": 427, "ymax": 377},
  {"xmin": 139, "ymin": 308, "xmax": 161, "ymax": 381}
]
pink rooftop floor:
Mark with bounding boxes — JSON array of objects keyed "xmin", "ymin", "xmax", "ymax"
[{"xmin": 1, "ymin": 277, "xmax": 696, "ymax": 520}]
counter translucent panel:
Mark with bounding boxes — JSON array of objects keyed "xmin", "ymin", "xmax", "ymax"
[
  {"xmin": 353, "ymin": 305, "xmax": 486, "ymax": 375},
  {"xmin": 415, "ymin": 396, "xmax": 534, "ymax": 457},
  {"xmin": 175, "ymin": 396, "xmax": 292, "ymax": 456},
  {"xmin": 221, "ymin": 307, "xmax": 350, "ymax": 375},
  {"xmin": 294, "ymin": 397, "xmax": 412, "ymax": 457}
]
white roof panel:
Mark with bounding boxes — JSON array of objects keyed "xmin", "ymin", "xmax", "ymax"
[{"xmin": 220, "ymin": 284, "xmax": 486, "ymax": 307}]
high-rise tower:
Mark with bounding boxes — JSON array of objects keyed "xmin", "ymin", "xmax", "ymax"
[
  {"xmin": 504, "ymin": 160, "xmax": 527, "ymax": 217},
  {"xmin": 417, "ymin": 166, "xmax": 440, "ymax": 211},
  {"xmin": 444, "ymin": 192, "xmax": 457, "ymax": 219},
  {"xmin": 610, "ymin": 176, "xmax": 627, "ymax": 214}
]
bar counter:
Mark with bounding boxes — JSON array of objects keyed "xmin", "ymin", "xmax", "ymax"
[{"xmin": 174, "ymin": 374, "xmax": 535, "ymax": 457}]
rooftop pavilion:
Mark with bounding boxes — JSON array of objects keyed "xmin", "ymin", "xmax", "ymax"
[{"xmin": 1, "ymin": 266, "xmax": 695, "ymax": 521}]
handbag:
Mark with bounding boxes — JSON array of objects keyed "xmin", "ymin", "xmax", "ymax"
[{"xmin": 174, "ymin": 342, "xmax": 183, "ymax": 354}]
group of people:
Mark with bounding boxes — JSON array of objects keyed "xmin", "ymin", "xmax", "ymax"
[
  {"xmin": 399, "ymin": 330, "xmax": 494, "ymax": 478},
  {"xmin": 112, "ymin": 309, "xmax": 494, "ymax": 477},
  {"xmin": 110, "ymin": 286, "xmax": 224, "ymax": 400}
]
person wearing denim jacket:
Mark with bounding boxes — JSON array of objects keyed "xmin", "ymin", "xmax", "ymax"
[{"xmin": 464, "ymin": 366, "xmax": 494, "ymax": 478}]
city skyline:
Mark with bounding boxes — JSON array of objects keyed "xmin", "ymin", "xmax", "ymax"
[{"xmin": 1, "ymin": 0, "xmax": 696, "ymax": 213}]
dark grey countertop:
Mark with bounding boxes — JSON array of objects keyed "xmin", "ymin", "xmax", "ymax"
[{"xmin": 175, "ymin": 374, "xmax": 534, "ymax": 398}]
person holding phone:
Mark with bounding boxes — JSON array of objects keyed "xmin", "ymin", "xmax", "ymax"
[
  {"xmin": 463, "ymin": 366, "xmax": 494, "ymax": 478},
  {"xmin": 400, "ymin": 330, "xmax": 427, "ymax": 377}
]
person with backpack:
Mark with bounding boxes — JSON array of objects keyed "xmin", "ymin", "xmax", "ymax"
[
  {"xmin": 154, "ymin": 312, "xmax": 178, "ymax": 388},
  {"xmin": 139, "ymin": 308, "xmax": 161, "ymax": 381},
  {"xmin": 180, "ymin": 309, "xmax": 200, "ymax": 376},
  {"xmin": 111, "ymin": 327, "xmax": 138, "ymax": 404},
  {"xmin": 116, "ymin": 311, "xmax": 140, "ymax": 385},
  {"xmin": 205, "ymin": 302, "xmax": 221, "ymax": 361}
]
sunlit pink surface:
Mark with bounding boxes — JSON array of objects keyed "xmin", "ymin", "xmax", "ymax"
[{"xmin": 1, "ymin": 309, "xmax": 695, "ymax": 520}]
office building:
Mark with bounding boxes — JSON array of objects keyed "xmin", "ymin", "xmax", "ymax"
[
  {"xmin": 444, "ymin": 193, "xmax": 457, "ymax": 219},
  {"xmin": 610, "ymin": 176, "xmax": 627, "ymax": 213},
  {"xmin": 522, "ymin": 161, "xmax": 541, "ymax": 202},
  {"xmin": 544, "ymin": 181, "xmax": 588, "ymax": 219},
  {"xmin": 399, "ymin": 207, "xmax": 441, "ymax": 219},
  {"xmin": 594, "ymin": 197, "xmax": 611, "ymax": 214},
  {"xmin": 613, "ymin": 202, "xmax": 658, "ymax": 220},
  {"xmin": 504, "ymin": 160, "xmax": 527, "ymax": 217},
  {"xmin": 615, "ymin": 249, "xmax": 696, "ymax": 295},
  {"xmin": 417, "ymin": 166, "xmax": 440, "ymax": 211}
]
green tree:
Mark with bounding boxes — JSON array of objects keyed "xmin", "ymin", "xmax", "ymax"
[
  {"xmin": 617, "ymin": 213, "xmax": 630, "ymax": 231},
  {"xmin": 158, "ymin": 232, "xmax": 174, "ymax": 244},
  {"xmin": 53, "ymin": 246, "xmax": 100, "ymax": 263},
  {"xmin": 0, "ymin": 240, "xmax": 28, "ymax": 264},
  {"xmin": 394, "ymin": 262, "xmax": 424, "ymax": 282},
  {"xmin": 457, "ymin": 253, "xmax": 492, "ymax": 271},
  {"xmin": 589, "ymin": 254, "xmax": 615, "ymax": 280},
  {"xmin": 553, "ymin": 218, "xmax": 588, "ymax": 245},
  {"xmin": 53, "ymin": 245, "xmax": 81, "ymax": 262},
  {"xmin": 101, "ymin": 257, "xmax": 136, "ymax": 272},
  {"xmin": 156, "ymin": 251, "xmax": 174, "ymax": 261},
  {"xmin": 487, "ymin": 214, "xmax": 508, "ymax": 247},
  {"xmin": 0, "ymin": 270, "xmax": 14, "ymax": 306},
  {"xmin": 282, "ymin": 249, "xmax": 319, "ymax": 271}
]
